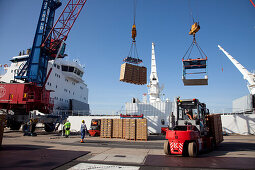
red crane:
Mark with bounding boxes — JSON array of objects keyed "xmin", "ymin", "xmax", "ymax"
[
  {"xmin": 42, "ymin": 0, "xmax": 88, "ymax": 58},
  {"xmin": 0, "ymin": 0, "xmax": 87, "ymax": 132}
]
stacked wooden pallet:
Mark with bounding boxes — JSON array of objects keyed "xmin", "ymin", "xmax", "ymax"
[
  {"xmin": 0, "ymin": 114, "xmax": 6, "ymax": 146},
  {"xmin": 112, "ymin": 119, "xmax": 123, "ymax": 138},
  {"xmin": 207, "ymin": 114, "xmax": 223, "ymax": 145},
  {"xmin": 100, "ymin": 119, "xmax": 113, "ymax": 138},
  {"xmin": 136, "ymin": 119, "xmax": 148, "ymax": 141},
  {"xmin": 120, "ymin": 63, "xmax": 147, "ymax": 85}
]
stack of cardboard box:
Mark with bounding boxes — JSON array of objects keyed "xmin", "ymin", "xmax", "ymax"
[
  {"xmin": 123, "ymin": 119, "xmax": 136, "ymax": 140},
  {"xmin": 136, "ymin": 119, "xmax": 148, "ymax": 140},
  {"xmin": 112, "ymin": 119, "xmax": 123, "ymax": 138},
  {"xmin": 101, "ymin": 118, "xmax": 148, "ymax": 141},
  {"xmin": 120, "ymin": 63, "xmax": 147, "ymax": 85},
  {"xmin": 129, "ymin": 119, "xmax": 136, "ymax": 140},
  {"xmin": 100, "ymin": 119, "xmax": 113, "ymax": 138},
  {"xmin": 123, "ymin": 119, "xmax": 130, "ymax": 139},
  {"xmin": 207, "ymin": 114, "xmax": 223, "ymax": 145},
  {"xmin": 139, "ymin": 66, "xmax": 147, "ymax": 85}
]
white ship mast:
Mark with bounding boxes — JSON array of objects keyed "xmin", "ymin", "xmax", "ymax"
[
  {"xmin": 149, "ymin": 42, "xmax": 160, "ymax": 103},
  {"xmin": 218, "ymin": 45, "xmax": 255, "ymax": 95}
]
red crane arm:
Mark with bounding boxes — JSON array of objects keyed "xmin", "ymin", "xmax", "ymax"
[{"xmin": 42, "ymin": 0, "xmax": 87, "ymax": 57}]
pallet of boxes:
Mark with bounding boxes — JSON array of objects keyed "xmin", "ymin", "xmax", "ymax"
[
  {"xmin": 100, "ymin": 119, "xmax": 113, "ymax": 138},
  {"xmin": 136, "ymin": 119, "xmax": 148, "ymax": 141},
  {"xmin": 102, "ymin": 118, "xmax": 148, "ymax": 141},
  {"xmin": 123, "ymin": 119, "xmax": 136, "ymax": 140},
  {"xmin": 0, "ymin": 114, "xmax": 6, "ymax": 147},
  {"xmin": 206, "ymin": 114, "xmax": 224, "ymax": 145},
  {"xmin": 120, "ymin": 63, "xmax": 147, "ymax": 85},
  {"xmin": 112, "ymin": 119, "xmax": 123, "ymax": 138}
]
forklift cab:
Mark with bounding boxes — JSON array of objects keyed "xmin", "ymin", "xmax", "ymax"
[
  {"xmin": 90, "ymin": 119, "xmax": 101, "ymax": 130},
  {"xmin": 176, "ymin": 98, "xmax": 207, "ymax": 134}
]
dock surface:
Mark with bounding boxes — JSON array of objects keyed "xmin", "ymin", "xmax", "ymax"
[{"xmin": 1, "ymin": 130, "xmax": 255, "ymax": 170}]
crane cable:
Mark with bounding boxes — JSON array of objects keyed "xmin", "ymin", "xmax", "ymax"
[
  {"xmin": 188, "ymin": 0, "xmax": 195, "ymax": 24},
  {"xmin": 133, "ymin": 0, "xmax": 137, "ymax": 25},
  {"xmin": 124, "ymin": 0, "xmax": 142, "ymax": 65},
  {"xmin": 183, "ymin": 0, "xmax": 206, "ymax": 60}
]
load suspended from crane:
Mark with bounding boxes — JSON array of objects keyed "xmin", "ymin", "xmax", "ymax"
[
  {"xmin": 182, "ymin": 22, "xmax": 208, "ymax": 86},
  {"xmin": 120, "ymin": 0, "xmax": 147, "ymax": 85}
]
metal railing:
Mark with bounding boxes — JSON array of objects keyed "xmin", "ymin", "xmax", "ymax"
[{"xmin": 52, "ymin": 109, "xmax": 91, "ymax": 116}]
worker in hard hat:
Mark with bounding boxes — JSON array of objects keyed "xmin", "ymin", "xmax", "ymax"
[
  {"xmin": 64, "ymin": 120, "xmax": 71, "ymax": 138},
  {"xmin": 80, "ymin": 120, "xmax": 87, "ymax": 143}
]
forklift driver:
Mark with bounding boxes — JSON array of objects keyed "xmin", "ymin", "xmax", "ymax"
[{"xmin": 185, "ymin": 109, "xmax": 193, "ymax": 120}]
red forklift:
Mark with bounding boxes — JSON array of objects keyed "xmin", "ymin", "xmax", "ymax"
[
  {"xmin": 164, "ymin": 98, "xmax": 223, "ymax": 157},
  {"xmin": 88, "ymin": 119, "xmax": 101, "ymax": 137}
]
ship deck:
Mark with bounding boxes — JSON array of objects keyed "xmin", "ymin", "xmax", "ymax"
[{"xmin": 1, "ymin": 129, "xmax": 255, "ymax": 170}]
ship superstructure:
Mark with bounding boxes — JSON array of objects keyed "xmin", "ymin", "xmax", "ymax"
[{"xmin": 0, "ymin": 51, "xmax": 89, "ymax": 115}]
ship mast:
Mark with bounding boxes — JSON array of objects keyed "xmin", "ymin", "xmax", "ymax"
[{"xmin": 149, "ymin": 42, "xmax": 160, "ymax": 103}]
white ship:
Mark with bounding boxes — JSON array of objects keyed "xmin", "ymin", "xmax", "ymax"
[{"xmin": 0, "ymin": 50, "xmax": 90, "ymax": 115}]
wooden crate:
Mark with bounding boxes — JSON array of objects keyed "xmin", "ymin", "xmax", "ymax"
[{"xmin": 120, "ymin": 63, "xmax": 147, "ymax": 85}]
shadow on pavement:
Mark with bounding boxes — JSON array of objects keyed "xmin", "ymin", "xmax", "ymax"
[
  {"xmin": 145, "ymin": 154, "xmax": 255, "ymax": 169},
  {"xmin": 0, "ymin": 144, "xmax": 89, "ymax": 170}
]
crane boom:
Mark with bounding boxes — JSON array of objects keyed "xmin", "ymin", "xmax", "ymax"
[
  {"xmin": 15, "ymin": 0, "xmax": 62, "ymax": 86},
  {"xmin": 43, "ymin": 0, "xmax": 88, "ymax": 58},
  {"xmin": 218, "ymin": 45, "xmax": 255, "ymax": 95}
]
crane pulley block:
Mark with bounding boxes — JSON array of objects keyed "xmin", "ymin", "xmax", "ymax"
[
  {"xmin": 132, "ymin": 24, "xmax": 137, "ymax": 41},
  {"xmin": 189, "ymin": 22, "xmax": 200, "ymax": 35}
]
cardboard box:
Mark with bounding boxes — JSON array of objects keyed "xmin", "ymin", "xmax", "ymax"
[
  {"xmin": 136, "ymin": 119, "xmax": 148, "ymax": 140},
  {"xmin": 206, "ymin": 114, "xmax": 223, "ymax": 145},
  {"xmin": 100, "ymin": 119, "xmax": 113, "ymax": 138},
  {"xmin": 120, "ymin": 63, "xmax": 147, "ymax": 85}
]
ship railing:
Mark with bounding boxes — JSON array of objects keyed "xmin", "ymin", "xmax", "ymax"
[
  {"xmin": 210, "ymin": 107, "xmax": 255, "ymax": 115},
  {"xmin": 52, "ymin": 109, "xmax": 91, "ymax": 117}
]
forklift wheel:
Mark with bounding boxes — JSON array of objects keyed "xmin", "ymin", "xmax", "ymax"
[
  {"xmin": 164, "ymin": 140, "xmax": 171, "ymax": 155},
  {"xmin": 188, "ymin": 142, "xmax": 197, "ymax": 157}
]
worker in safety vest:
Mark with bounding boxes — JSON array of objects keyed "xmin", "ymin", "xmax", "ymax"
[
  {"xmin": 64, "ymin": 120, "xmax": 71, "ymax": 137},
  {"xmin": 80, "ymin": 120, "xmax": 87, "ymax": 143}
]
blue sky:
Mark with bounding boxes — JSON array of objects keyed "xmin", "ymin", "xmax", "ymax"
[{"xmin": 0, "ymin": 0, "xmax": 254, "ymax": 114}]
